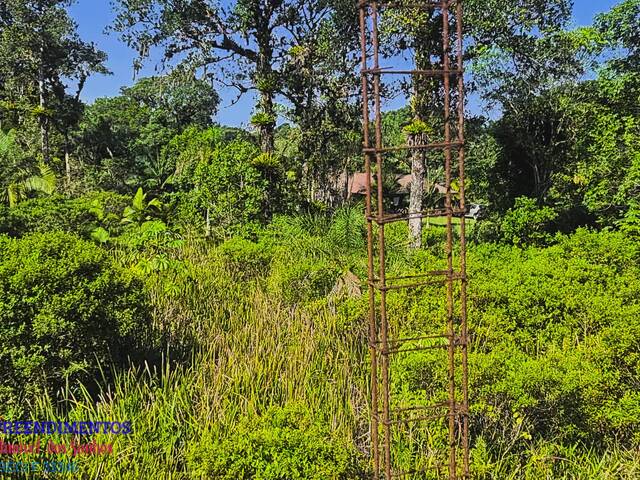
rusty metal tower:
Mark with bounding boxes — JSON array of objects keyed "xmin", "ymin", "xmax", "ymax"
[{"xmin": 358, "ymin": 0, "xmax": 469, "ymax": 478}]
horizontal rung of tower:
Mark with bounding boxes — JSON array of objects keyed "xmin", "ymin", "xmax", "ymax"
[
  {"xmin": 370, "ymin": 335, "xmax": 469, "ymax": 353},
  {"xmin": 366, "ymin": 208, "xmax": 467, "ymax": 224},
  {"xmin": 390, "ymin": 466, "xmax": 449, "ymax": 479},
  {"xmin": 373, "ymin": 402, "xmax": 467, "ymax": 424},
  {"xmin": 368, "ymin": 274, "xmax": 465, "ymax": 292},
  {"xmin": 361, "ymin": 68, "xmax": 464, "ymax": 77},
  {"xmin": 363, "ymin": 140, "xmax": 463, "ymax": 154},
  {"xmin": 358, "ymin": 0, "xmax": 456, "ymax": 10},
  {"xmin": 384, "ymin": 401, "xmax": 450, "ymax": 415},
  {"xmin": 373, "ymin": 271, "xmax": 462, "ymax": 283}
]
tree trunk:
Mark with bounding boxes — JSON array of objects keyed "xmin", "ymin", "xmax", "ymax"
[
  {"xmin": 408, "ymin": 16, "xmax": 438, "ymax": 247},
  {"xmin": 38, "ymin": 46, "xmax": 50, "ymax": 163},
  {"xmin": 256, "ymin": 86, "xmax": 275, "ymax": 153},
  {"xmin": 408, "ymin": 132, "xmax": 428, "ymax": 248},
  {"xmin": 255, "ymin": 45, "xmax": 275, "ymax": 154},
  {"xmin": 64, "ymin": 132, "xmax": 71, "ymax": 188}
]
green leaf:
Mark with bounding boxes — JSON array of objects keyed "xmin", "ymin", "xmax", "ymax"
[{"xmin": 90, "ymin": 227, "xmax": 110, "ymax": 244}]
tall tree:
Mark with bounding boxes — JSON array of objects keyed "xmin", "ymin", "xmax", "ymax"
[
  {"xmin": 115, "ymin": 0, "xmax": 356, "ymax": 158},
  {"xmin": 113, "ymin": 0, "xmax": 342, "ymax": 154},
  {"xmin": 379, "ymin": 0, "xmax": 576, "ymax": 245},
  {"xmin": 74, "ymin": 71, "xmax": 219, "ymax": 193},
  {"xmin": 594, "ymin": 0, "xmax": 640, "ymax": 74},
  {"xmin": 279, "ymin": 0, "xmax": 361, "ymax": 203},
  {"xmin": 0, "ymin": 0, "xmax": 108, "ymax": 173}
]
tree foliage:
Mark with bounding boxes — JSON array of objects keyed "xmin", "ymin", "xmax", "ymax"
[
  {"xmin": 0, "ymin": 0, "xmax": 108, "ymax": 163},
  {"xmin": 75, "ymin": 72, "xmax": 219, "ymax": 192}
]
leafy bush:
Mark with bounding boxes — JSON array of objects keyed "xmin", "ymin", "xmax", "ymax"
[
  {"xmin": 217, "ymin": 236, "xmax": 273, "ymax": 277},
  {"xmin": 121, "ymin": 187, "xmax": 163, "ymax": 225},
  {"xmin": 0, "ymin": 232, "xmax": 151, "ymax": 412},
  {"xmin": 191, "ymin": 139, "xmax": 268, "ymax": 238},
  {"xmin": 327, "ymin": 205, "xmax": 366, "ymax": 254},
  {"xmin": 0, "ymin": 191, "xmax": 129, "ymax": 238},
  {"xmin": 268, "ymin": 255, "xmax": 339, "ymax": 305},
  {"xmin": 500, "ymin": 196, "xmax": 558, "ymax": 245},
  {"xmin": 187, "ymin": 404, "xmax": 364, "ymax": 479},
  {"xmin": 259, "ymin": 213, "xmax": 353, "ymax": 304},
  {"xmin": 388, "ymin": 229, "xmax": 640, "ymax": 455}
]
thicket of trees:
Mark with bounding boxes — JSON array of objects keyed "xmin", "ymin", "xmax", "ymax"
[{"xmin": 2, "ymin": 0, "xmax": 637, "ymax": 239}]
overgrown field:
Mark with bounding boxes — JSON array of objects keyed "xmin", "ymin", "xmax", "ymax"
[{"xmin": 2, "ymin": 207, "xmax": 639, "ymax": 479}]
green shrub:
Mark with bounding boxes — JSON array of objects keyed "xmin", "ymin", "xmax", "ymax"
[
  {"xmin": 469, "ymin": 214, "xmax": 502, "ymax": 244},
  {"xmin": 192, "ymin": 139, "xmax": 268, "ymax": 238},
  {"xmin": 500, "ymin": 196, "xmax": 558, "ymax": 245},
  {"xmin": 376, "ymin": 229, "xmax": 640, "ymax": 465},
  {"xmin": 218, "ymin": 236, "xmax": 273, "ymax": 276},
  {"xmin": 0, "ymin": 191, "xmax": 129, "ymax": 238},
  {"xmin": 268, "ymin": 255, "xmax": 339, "ymax": 304},
  {"xmin": 187, "ymin": 404, "xmax": 364, "ymax": 479},
  {"xmin": 473, "ymin": 230, "xmax": 640, "ymax": 447},
  {"xmin": 327, "ymin": 206, "xmax": 366, "ymax": 254},
  {"xmin": 0, "ymin": 232, "xmax": 151, "ymax": 413}
]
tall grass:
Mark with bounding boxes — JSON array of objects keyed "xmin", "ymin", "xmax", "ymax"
[{"xmin": 30, "ymin": 234, "xmax": 370, "ymax": 478}]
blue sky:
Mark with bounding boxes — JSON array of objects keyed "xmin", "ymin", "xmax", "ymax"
[{"xmin": 69, "ymin": 0, "xmax": 620, "ymax": 126}]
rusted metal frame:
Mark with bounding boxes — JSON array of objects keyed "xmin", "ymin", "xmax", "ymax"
[
  {"xmin": 358, "ymin": 0, "xmax": 446, "ymax": 9},
  {"xmin": 454, "ymin": 1, "xmax": 470, "ymax": 477},
  {"xmin": 363, "ymin": 140, "xmax": 462, "ymax": 153},
  {"xmin": 370, "ymin": 269, "xmax": 465, "ymax": 283},
  {"xmin": 372, "ymin": 334, "xmax": 469, "ymax": 354},
  {"xmin": 371, "ymin": 343, "xmax": 450, "ymax": 354},
  {"xmin": 381, "ymin": 335, "xmax": 467, "ymax": 355},
  {"xmin": 386, "ymin": 412, "xmax": 461, "ymax": 426},
  {"xmin": 369, "ymin": 274, "xmax": 464, "ymax": 292},
  {"xmin": 374, "ymin": 270, "xmax": 462, "ymax": 282},
  {"xmin": 377, "ymin": 333, "xmax": 450, "ymax": 345},
  {"xmin": 360, "ymin": 1, "xmax": 469, "ymax": 478},
  {"xmin": 362, "ymin": 68, "xmax": 463, "ymax": 76},
  {"xmin": 390, "ymin": 401, "xmax": 450, "ymax": 414},
  {"xmin": 371, "ymin": 336, "xmax": 448, "ymax": 353},
  {"xmin": 383, "ymin": 401, "xmax": 466, "ymax": 426},
  {"xmin": 386, "ymin": 344, "xmax": 447, "ymax": 354},
  {"xmin": 440, "ymin": 1, "xmax": 458, "ymax": 479},
  {"xmin": 367, "ymin": 208, "xmax": 466, "ymax": 225},
  {"xmin": 369, "ymin": 3, "xmax": 392, "ymax": 479},
  {"xmin": 371, "ymin": 335, "xmax": 469, "ymax": 355},
  {"xmin": 390, "ymin": 466, "xmax": 445, "ymax": 479},
  {"xmin": 374, "ymin": 339, "xmax": 451, "ymax": 352},
  {"xmin": 359, "ymin": 4, "xmax": 380, "ymax": 478}
]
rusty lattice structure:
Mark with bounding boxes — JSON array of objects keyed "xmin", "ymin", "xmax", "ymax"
[{"xmin": 358, "ymin": 0, "xmax": 469, "ymax": 478}]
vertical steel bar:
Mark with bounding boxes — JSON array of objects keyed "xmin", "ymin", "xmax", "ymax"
[
  {"xmin": 454, "ymin": 1, "xmax": 470, "ymax": 477},
  {"xmin": 359, "ymin": 4, "xmax": 380, "ymax": 478},
  {"xmin": 440, "ymin": 2, "xmax": 457, "ymax": 479},
  {"xmin": 370, "ymin": 2, "xmax": 391, "ymax": 478}
]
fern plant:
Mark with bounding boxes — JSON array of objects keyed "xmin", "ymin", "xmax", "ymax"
[{"xmin": 0, "ymin": 130, "xmax": 57, "ymax": 207}]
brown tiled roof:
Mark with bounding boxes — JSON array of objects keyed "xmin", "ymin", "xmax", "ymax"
[
  {"xmin": 348, "ymin": 173, "xmax": 446, "ymax": 195},
  {"xmin": 348, "ymin": 173, "xmax": 370, "ymax": 195}
]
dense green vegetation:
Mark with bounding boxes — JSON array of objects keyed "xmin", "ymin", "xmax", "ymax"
[
  {"xmin": 10, "ymin": 221, "xmax": 640, "ymax": 478},
  {"xmin": 0, "ymin": 0, "xmax": 639, "ymax": 478},
  {"xmin": 0, "ymin": 232, "xmax": 151, "ymax": 413}
]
